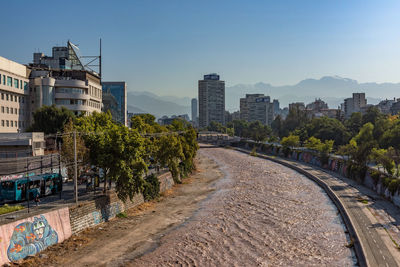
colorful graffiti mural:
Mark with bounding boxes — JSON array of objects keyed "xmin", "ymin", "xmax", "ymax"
[
  {"xmin": 0, "ymin": 207, "xmax": 71, "ymax": 265},
  {"xmin": 7, "ymin": 215, "xmax": 58, "ymax": 261}
]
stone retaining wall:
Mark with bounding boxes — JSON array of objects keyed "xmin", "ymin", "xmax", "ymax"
[{"xmin": 69, "ymin": 171, "xmax": 174, "ymax": 234}]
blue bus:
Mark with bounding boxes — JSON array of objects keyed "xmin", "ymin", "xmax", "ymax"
[{"xmin": 0, "ymin": 173, "xmax": 62, "ymax": 202}]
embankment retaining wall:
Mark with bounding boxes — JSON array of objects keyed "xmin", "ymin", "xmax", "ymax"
[{"xmin": 1, "ymin": 171, "xmax": 175, "ymax": 264}]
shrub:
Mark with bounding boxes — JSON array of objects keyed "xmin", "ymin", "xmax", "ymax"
[
  {"xmin": 116, "ymin": 212, "xmax": 127, "ymax": 218},
  {"xmin": 143, "ymin": 174, "xmax": 160, "ymax": 201},
  {"xmin": 250, "ymin": 147, "xmax": 257, "ymax": 157},
  {"xmin": 388, "ymin": 179, "xmax": 400, "ymax": 195}
]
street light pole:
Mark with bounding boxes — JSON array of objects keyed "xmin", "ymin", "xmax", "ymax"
[{"xmin": 74, "ymin": 131, "xmax": 78, "ymax": 205}]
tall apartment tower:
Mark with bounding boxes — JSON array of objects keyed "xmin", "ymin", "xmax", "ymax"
[
  {"xmin": 191, "ymin": 98, "xmax": 198, "ymax": 126},
  {"xmin": 198, "ymin": 74, "xmax": 225, "ymax": 128}
]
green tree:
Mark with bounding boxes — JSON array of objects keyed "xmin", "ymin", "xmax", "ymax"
[
  {"xmin": 28, "ymin": 105, "xmax": 75, "ymax": 134},
  {"xmin": 303, "ymin": 117, "xmax": 350, "ymax": 146},
  {"xmin": 344, "ymin": 112, "xmax": 363, "ymax": 137},
  {"xmin": 371, "ymin": 148, "xmax": 395, "ymax": 176},
  {"xmin": 338, "ymin": 123, "xmax": 377, "ymax": 180}
]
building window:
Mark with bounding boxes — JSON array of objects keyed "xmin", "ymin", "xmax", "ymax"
[
  {"xmin": 20, "ymin": 80, "xmax": 22, "ymax": 89},
  {"xmin": 1, "ymin": 93, "xmax": 3, "ymax": 100},
  {"xmin": 10, "ymin": 121, "xmax": 13, "ymax": 127},
  {"xmin": 24, "ymin": 82, "xmax": 28, "ymax": 91},
  {"xmin": 1, "ymin": 120, "xmax": 4, "ymax": 127},
  {"xmin": 14, "ymin": 108, "xmax": 17, "ymax": 114},
  {"xmin": 6, "ymin": 107, "xmax": 9, "ymax": 114},
  {"xmin": 10, "ymin": 108, "xmax": 13, "ymax": 114},
  {"xmin": 14, "ymin": 78, "xmax": 19, "ymax": 88},
  {"xmin": 10, "ymin": 95, "xmax": 13, "ymax": 102},
  {"xmin": 15, "ymin": 96, "xmax": 17, "ymax": 102},
  {"xmin": 14, "ymin": 121, "xmax": 17, "ymax": 127},
  {"xmin": 6, "ymin": 120, "xmax": 9, "ymax": 127},
  {"xmin": 7, "ymin": 77, "xmax": 12, "ymax": 87},
  {"xmin": 6, "ymin": 94, "xmax": 8, "ymax": 101},
  {"xmin": 2, "ymin": 75, "xmax": 5, "ymax": 85}
]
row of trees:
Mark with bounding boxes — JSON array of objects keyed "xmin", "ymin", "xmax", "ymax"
[
  {"xmin": 67, "ymin": 112, "xmax": 198, "ymax": 202},
  {"xmin": 206, "ymin": 106, "xmax": 400, "ymax": 180},
  {"xmin": 28, "ymin": 106, "xmax": 199, "ymax": 202},
  {"xmin": 275, "ymin": 106, "xmax": 400, "ymax": 180}
]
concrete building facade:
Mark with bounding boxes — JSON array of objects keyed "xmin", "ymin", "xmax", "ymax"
[
  {"xmin": 0, "ymin": 56, "xmax": 30, "ymax": 133},
  {"xmin": 191, "ymin": 98, "xmax": 198, "ymax": 126},
  {"xmin": 28, "ymin": 69, "xmax": 102, "ymax": 122},
  {"xmin": 240, "ymin": 94, "xmax": 274, "ymax": 125},
  {"xmin": 198, "ymin": 74, "xmax": 225, "ymax": 128},
  {"xmin": 344, "ymin": 93, "xmax": 367, "ymax": 118}
]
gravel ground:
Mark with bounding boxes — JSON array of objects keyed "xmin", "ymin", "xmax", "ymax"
[{"xmin": 130, "ymin": 147, "xmax": 355, "ymax": 266}]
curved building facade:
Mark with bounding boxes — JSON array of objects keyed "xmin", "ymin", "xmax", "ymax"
[{"xmin": 29, "ymin": 69, "xmax": 102, "ymax": 123}]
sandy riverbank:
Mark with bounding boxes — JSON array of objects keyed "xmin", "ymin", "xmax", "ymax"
[{"xmin": 12, "ymin": 151, "xmax": 223, "ymax": 267}]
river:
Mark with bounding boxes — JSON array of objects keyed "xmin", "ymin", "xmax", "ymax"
[{"xmin": 131, "ymin": 147, "xmax": 355, "ymax": 266}]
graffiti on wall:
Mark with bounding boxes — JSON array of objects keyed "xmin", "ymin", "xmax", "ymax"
[
  {"xmin": 7, "ymin": 215, "xmax": 58, "ymax": 261},
  {"xmin": 92, "ymin": 202, "xmax": 122, "ymax": 225}
]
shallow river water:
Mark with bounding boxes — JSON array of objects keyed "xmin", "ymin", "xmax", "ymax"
[{"xmin": 132, "ymin": 148, "xmax": 355, "ymax": 266}]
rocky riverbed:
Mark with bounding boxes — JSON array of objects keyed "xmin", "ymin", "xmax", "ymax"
[{"xmin": 131, "ymin": 147, "xmax": 355, "ymax": 266}]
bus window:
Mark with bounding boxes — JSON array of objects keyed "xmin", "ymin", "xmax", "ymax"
[
  {"xmin": 17, "ymin": 183, "xmax": 21, "ymax": 190},
  {"xmin": 29, "ymin": 180, "xmax": 40, "ymax": 188},
  {"xmin": 1, "ymin": 181, "xmax": 15, "ymax": 190}
]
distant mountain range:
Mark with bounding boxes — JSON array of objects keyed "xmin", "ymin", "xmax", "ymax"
[
  {"xmin": 127, "ymin": 91, "xmax": 191, "ymax": 119},
  {"xmin": 127, "ymin": 76, "xmax": 400, "ymax": 117}
]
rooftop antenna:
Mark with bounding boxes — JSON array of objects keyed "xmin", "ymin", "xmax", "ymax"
[{"xmin": 80, "ymin": 38, "xmax": 102, "ymax": 78}]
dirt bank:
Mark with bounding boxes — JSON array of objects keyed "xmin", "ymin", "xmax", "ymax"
[{"xmin": 11, "ymin": 151, "xmax": 223, "ymax": 267}]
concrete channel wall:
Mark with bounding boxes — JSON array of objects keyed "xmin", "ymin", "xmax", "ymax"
[
  {"xmin": 0, "ymin": 171, "xmax": 175, "ymax": 264},
  {"xmin": 233, "ymin": 147, "xmax": 367, "ymax": 267}
]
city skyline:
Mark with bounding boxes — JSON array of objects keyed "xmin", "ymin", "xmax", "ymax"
[{"xmin": 1, "ymin": 0, "xmax": 400, "ymax": 98}]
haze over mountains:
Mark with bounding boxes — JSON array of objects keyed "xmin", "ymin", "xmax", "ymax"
[{"xmin": 128, "ymin": 76, "xmax": 400, "ymax": 118}]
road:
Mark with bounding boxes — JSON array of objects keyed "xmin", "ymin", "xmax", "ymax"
[{"xmin": 246, "ymin": 149, "xmax": 399, "ymax": 267}]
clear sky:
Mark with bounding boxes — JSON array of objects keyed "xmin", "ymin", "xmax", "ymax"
[{"xmin": 1, "ymin": 0, "xmax": 400, "ymax": 97}]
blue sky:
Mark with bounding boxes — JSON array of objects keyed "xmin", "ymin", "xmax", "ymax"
[{"xmin": 2, "ymin": 0, "xmax": 400, "ymax": 97}]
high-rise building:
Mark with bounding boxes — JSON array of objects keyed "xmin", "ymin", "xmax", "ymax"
[
  {"xmin": 102, "ymin": 82, "xmax": 127, "ymax": 126},
  {"xmin": 198, "ymin": 73, "xmax": 225, "ymax": 128},
  {"xmin": 240, "ymin": 94, "xmax": 274, "ymax": 125},
  {"xmin": 0, "ymin": 56, "xmax": 30, "ymax": 133},
  {"xmin": 343, "ymin": 93, "xmax": 367, "ymax": 118},
  {"xmin": 240, "ymin": 94, "xmax": 264, "ymax": 121},
  {"xmin": 191, "ymin": 98, "xmax": 198, "ymax": 126}
]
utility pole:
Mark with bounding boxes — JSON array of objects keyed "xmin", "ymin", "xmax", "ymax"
[
  {"xmin": 59, "ymin": 142, "xmax": 62, "ymax": 200},
  {"xmin": 26, "ymin": 157, "xmax": 30, "ymax": 213},
  {"xmin": 74, "ymin": 131, "xmax": 78, "ymax": 205}
]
